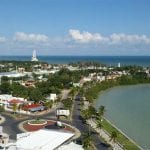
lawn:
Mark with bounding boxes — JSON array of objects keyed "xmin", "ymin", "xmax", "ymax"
[{"xmin": 102, "ymin": 118, "xmax": 140, "ymax": 150}]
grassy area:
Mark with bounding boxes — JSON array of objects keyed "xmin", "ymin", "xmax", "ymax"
[
  {"xmin": 102, "ymin": 118, "xmax": 140, "ymax": 150},
  {"xmin": 29, "ymin": 120, "xmax": 46, "ymax": 124}
]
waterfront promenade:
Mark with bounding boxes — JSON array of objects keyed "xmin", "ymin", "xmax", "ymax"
[{"xmin": 87, "ymin": 119, "xmax": 123, "ymax": 150}]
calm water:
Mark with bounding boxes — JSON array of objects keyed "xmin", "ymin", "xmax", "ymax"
[
  {"xmin": 0, "ymin": 56, "xmax": 150, "ymax": 66},
  {"xmin": 94, "ymin": 84, "xmax": 150, "ymax": 149}
]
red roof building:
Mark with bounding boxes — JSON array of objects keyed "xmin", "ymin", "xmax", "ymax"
[
  {"xmin": 8, "ymin": 99, "xmax": 24, "ymax": 105},
  {"xmin": 23, "ymin": 104, "xmax": 45, "ymax": 112}
]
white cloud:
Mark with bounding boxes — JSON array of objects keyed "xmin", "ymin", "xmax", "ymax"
[
  {"xmin": 69, "ymin": 29, "xmax": 150, "ymax": 45},
  {"xmin": 0, "ymin": 36, "xmax": 6, "ymax": 42},
  {"xmin": 110, "ymin": 33, "xmax": 150, "ymax": 44},
  {"xmin": 1, "ymin": 30, "xmax": 150, "ymax": 55},
  {"xmin": 13, "ymin": 32, "xmax": 49, "ymax": 43},
  {"xmin": 69, "ymin": 29, "xmax": 108, "ymax": 43}
]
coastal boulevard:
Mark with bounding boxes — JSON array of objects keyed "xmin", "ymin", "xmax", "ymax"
[{"xmin": 72, "ymin": 95, "xmax": 109, "ymax": 150}]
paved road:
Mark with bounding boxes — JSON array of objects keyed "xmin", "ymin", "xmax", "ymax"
[
  {"xmin": 1, "ymin": 114, "xmax": 25, "ymax": 140},
  {"xmin": 1, "ymin": 110, "xmax": 57, "ymax": 140},
  {"xmin": 61, "ymin": 89, "xmax": 70, "ymax": 100},
  {"xmin": 72, "ymin": 95, "xmax": 110, "ymax": 150},
  {"xmin": 1, "ymin": 97, "xmax": 109, "ymax": 150}
]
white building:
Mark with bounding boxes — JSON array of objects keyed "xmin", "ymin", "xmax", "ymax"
[
  {"xmin": 58, "ymin": 142, "xmax": 83, "ymax": 150},
  {"xmin": 48, "ymin": 94, "xmax": 57, "ymax": 101},
  {"xmin": 96, "ymin": 76, "xmax": 106, "ymax": 82},
  {"xmin": 82, "ymin": 77, "xmax": 92, "ymax": 82},
  {"xmin": 0, "ymin": 127, "xmax": 84, "ymax": 150},
  {"xmin": 0, "ymin": 72, "xmax": 26, "ymax": 78},
  {"xmin": 6, "ymin": 129, "xmax": 75, "ymax": 150},
  {"xmin": 73, "ymin": 83, "xmax": 80, "ymax": 87},
  {"xmin": 0, "ymin": 94, "xmax": 13, "ymax": 107},
  {"xmin": 0, "ymin": 94, "xmax": 27, "ymax": 110}
]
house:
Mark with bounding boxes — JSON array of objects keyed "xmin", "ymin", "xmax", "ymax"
[
  {"xmin": 47, "ymin": 94, "xmax": 57, "ymax": 102},
  {"xmin": 23, "ymin": 104, "xmax": 45, "ymax": 112},
  {"xmin": 0, "ymin": 94, "xmax": 13, "ymax": 107},
  {"xmin": 7, "ymin": 99, "xmax": 25, "ymax": 108},
  {"xmin": 18, "ymin": 67, "xmax": 25, "ymax": 73},
  {"xmin": 96, "ymin": 76, "xmax": 106, "ymax": 82},
  {"xmin": 73, "ymin": 83, "xmax": 80, "ymax": 87},
  {"xmin": 23, "ymin": 79, "xmax": 35, "ymax": 87},
  {"xmin": 82, "ymin": 77, "xmax": 92, "ymax": 82}
]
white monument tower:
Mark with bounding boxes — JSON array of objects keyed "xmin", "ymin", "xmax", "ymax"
[{"xmin": 31, "ymin": 50, "xmax": 38, "ymax": 62}]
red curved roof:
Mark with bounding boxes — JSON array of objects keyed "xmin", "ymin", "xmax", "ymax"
[{"xmin": 9, "ymin": 99, "xmax": 24, "ymax": 104}]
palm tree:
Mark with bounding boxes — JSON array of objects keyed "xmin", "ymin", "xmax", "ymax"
[
  {"xmin": 98, "ymin": 105, "xmax": 105, "ymax": 120},
  {"xmin": 96, "ymin": 119, "xmax": 103, "ymax": 135},
  {"xmin": 12, "ymin": 103, "xmax": 18, "ymax": 114},
  {"xmin": 88, "ymin": 105, "xmax": 97, "ymax": 118},
  {"xmin": 82, "ymin": 132, "xmax": 92, "ymax": 149},
  {"xmin": 69, "ymin": 88, "xmax": 75, "ymax": 100},
  {"xmin": 110, "ymin": 130, "xmax": 117, "ymax": 143}
]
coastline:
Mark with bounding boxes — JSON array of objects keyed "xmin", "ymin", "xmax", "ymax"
[
  {"xmin": 0, "ymin": 55, "xmax": 150, "ymax": 66},
  {"xmin": 104, "ymin": 117, "xmax": 142, "ymax": 149},
  {"xmin": 94, "ymin": 83, "xmax": 150, "ymax": 149}
]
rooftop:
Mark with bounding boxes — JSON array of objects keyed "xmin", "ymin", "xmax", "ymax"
[{"xmin": 16, "ymin": 129, "xmax": 74, "ymax": 150}]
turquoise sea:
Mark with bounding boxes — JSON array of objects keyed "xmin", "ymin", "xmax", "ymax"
[
  {"xmin": 94, "ymin": 84, "xmax": 150, "ymax": 149},
  {"xmin": 0, "ymin": 56, "xmax": 150, "ymax": 66}
]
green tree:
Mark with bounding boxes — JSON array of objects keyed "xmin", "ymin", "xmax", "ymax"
[
  {"xmin": 44, "ymin": 101, "xmax": 53, "ymax": 110},
  {"xmin": 96, "ymin": 119, "xmax": 103, "ymax": 136},
  {"xmin": 11, "ymin": 83, "xmax": 28, "ymax": 98},
  {"xmin": 82, "ymin": 132, "xmax": 92, "ymax": 149},
  {"xmin": 28, "ymin": 88, "xmax": 44, "ymax": 102},
  {"xmin": 69, "ymin": 87, "xmax": 77, "ymax": 99},
  {"xmin": 0, "ymin": 105, "xmax": 5, "ymax": 113},
  {"xmin": 0, "ymin": 82, "xmax": 11, "ymax": 94},
  {"xmin": 1, "ymin": 76, "xmax": 9, "ymax": 82},
  {"xmin": 62, "ymin": 98, "xmax": 73, "ymax": 110},
  {"xmin": 98, "ymin": 105, "xmax": 105, "ymax": 120},
  {"xmin": 12, "ymin": 103, "xmax": 18, "ymax": 114},
  {"xmin": 110, "ymin": 131, "xmax": 117, "ymax": 143},
  {"xmin": 96, "ymin": 119, "xmax": 103, "ymax": 129},
  {"xmin": 81, "ymin": 106, "xmax": 96, "ymax": 120},
  {"xmin": 88, "ymin": 105, "xmax": 97, "ymax": 118}
]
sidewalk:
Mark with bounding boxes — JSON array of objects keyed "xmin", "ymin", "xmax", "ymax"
[{"xmin": 87, "ymin": 119, "xmax": 123, "ymax": 150}]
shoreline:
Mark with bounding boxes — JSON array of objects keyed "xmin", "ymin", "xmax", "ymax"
[
  {"xmin": 94, "ymin": 83, "xmax": 150, "ymax": 149},
  {"xmin": 0, "ymin": 56, "xmax": 150, "ymax": 66},
  {"xmin": 104, "ymin": 117, "xmax": 142, "ymax": 149}
]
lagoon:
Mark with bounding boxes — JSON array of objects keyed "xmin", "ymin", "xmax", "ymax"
[{"xmin": 94, "ymin": 84, "xmax": 150, "ymax": 149}]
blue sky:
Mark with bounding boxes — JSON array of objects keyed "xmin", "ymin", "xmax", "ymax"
[{"xmin": 0, "ymin": 0, "xmax": 150, "ymax": 55}]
